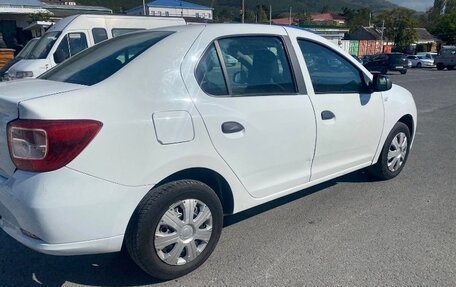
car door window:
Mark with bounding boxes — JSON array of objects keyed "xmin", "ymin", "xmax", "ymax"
[
  {"xmin": 298, "ymin": 39, "xmax": 364, "ymax": 94},
  {"xmin": 92, "ymin": 28, "xmax": 108, "ymax": 44},
  {"xmin": 195, "ymin": 44, "xmax": 228, "ymax": 96},
  {"xmin": 54, "ymin": 32, "xmax": 88, "ymax": 64},
  {"xmin": 217, "ymin": 36, "xmax": 296, "ymax": 96}
]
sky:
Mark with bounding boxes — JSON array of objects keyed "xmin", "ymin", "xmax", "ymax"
[{"xmin": 387, "ymin": 0, "xmax": 434, "ymax": 11}]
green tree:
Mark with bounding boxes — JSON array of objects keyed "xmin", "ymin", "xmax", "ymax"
[
  {"xmin": 257, "ymin": 5, "xmax": 269, "ymax": 24},
  {"xmin": 433, "ymin": 11, "xmax": 456, "ymax": 44},
  {"xmin": 342, "ymin": 7, "xmax": 372, "ymax": 32},
  {"xmin": 215, "ymin": 8, "xmax": 234, "ymax": 23},
  {"xmin": 377, "ymin": 8, "xmax": 418, "ymax": 52},
  {"xmin": 28, "ymin": 12, "xmax": 51, "ymax": 23},
  {"xmin": 320, "ymin": 5, "xmax": 331, "ymax": 13}
]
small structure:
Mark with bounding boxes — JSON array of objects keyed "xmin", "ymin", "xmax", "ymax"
[
  {"xmin": 310, "ymin": 13, "xmax": 346, "ymax": 26},
  {"xmin": 127, "ymin": 0, "xmax": 213, "ymax": 21},
  {"xmin": 271, "ymin": 17, "xmax": 299, "ymax": 26},
  {"xmin": 348, "ymin": 26, "xmax": 383, "ymax": 41},
  {"xmin": 412, "ymin": 28, "xmax": 440, "ymax": 52}
]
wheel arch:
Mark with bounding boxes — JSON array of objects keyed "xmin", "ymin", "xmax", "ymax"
[
  {"xmin": 398, "ymin": 114, "xmax": 414, "ymax": 139},
  {"xmin": 152, "ymin": 167, "xmax": 234, "ymax": 215}
]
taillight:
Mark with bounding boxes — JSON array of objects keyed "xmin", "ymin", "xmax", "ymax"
[{"xmin": 7, "ymin": 119, "xmax": 102, "ymax": 172}]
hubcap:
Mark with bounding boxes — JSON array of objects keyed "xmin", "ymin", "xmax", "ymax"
[
  {"xmin": 387, "ymin": 132, "xmax": 408, "ymax": 172},
  {"xmin": 154, "ymin": 199, "xmax": 213, "ymax": 266}
]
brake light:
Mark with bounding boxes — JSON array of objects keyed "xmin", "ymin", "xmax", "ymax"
[{"xmin": 7, "ymin": 119, "xmax": 102, "ymax": 172}]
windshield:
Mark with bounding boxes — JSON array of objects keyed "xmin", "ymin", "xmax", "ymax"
[
  {"xmin": 40, "ymin": 30, "xmax": 173, "ymax": 86},
  {"xmin": 26, "ymin": 31, "xmax": 61, "ymax": 59},
  {"xmin": 17, "ymin": 38, "xmax": 39, "ymax": 58}
]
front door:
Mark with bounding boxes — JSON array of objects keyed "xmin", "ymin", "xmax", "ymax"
[{"xmin": 291, "ymin": 36, "xmax": 384, "ymax": 180}]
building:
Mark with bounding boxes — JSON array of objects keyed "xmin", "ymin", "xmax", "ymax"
[
  {"xmin": 127, "ymin": 0, "xmax": 213, "ymax": 21},
  {"xmin": 310, "ymin": 13, "xmax": 346, "ymax": 26},
  {"xmin": 347, "ymin": 26, "xmax": 383, "ymax": 41},
  {"xmin": 0, "ymin": 0, "xmax": 111, "ymax": 50},
  {"xmin": 271, "ymin": 17, "xmax": 299, "ymax": 25},
  {"xmin": 0, "ymin": 0, "xmax": 50, "ymax": 49},
  {"xmin": 412, "ymin": 28, "xmax": 440, "ymax": 52}
]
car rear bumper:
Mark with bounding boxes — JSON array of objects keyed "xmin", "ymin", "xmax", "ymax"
[{"xmin": 0, "ymin": 167, "xmax": 152, "ymax": 255}]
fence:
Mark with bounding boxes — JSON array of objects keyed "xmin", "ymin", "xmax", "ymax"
[{"xmin": 340, "ymin": 40, "xmax": 385, "ymax": 57}]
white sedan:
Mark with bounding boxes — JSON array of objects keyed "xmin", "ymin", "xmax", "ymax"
[
  {"xmin": 0, "ymin": 24, "xmax": 417, "ymax": 279},
  {"xmin": 407, "ymin": 55, "xmax": 435, "ymax": 68}
]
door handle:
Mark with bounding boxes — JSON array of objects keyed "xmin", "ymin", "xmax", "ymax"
[
  {"xmin": 321, "ymin": 110, "xmax": 335, "ymax": 120},
  {"xmin": 221, "ymin": 121, "xmax": 244, "ymax": 134}
]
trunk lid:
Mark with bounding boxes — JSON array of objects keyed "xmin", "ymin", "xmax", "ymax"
[{"xmin": 0, "ymin": 79, "xmax": 85, "ymax": 177}]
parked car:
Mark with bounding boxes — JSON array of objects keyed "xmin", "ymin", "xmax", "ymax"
[
  {"xmin": 0, "ymin": 38, "xmax": 39, "ymax": 80},
  {"xmin": 416, "ymin": 52, "xmax": 437, "ymax": 60},
  {"xmin": 5, "ymin": 14, "xmax": 186, "ymax": 80},
  {"xmin": 434, "ymin": 46, "xmax": 456, "ymax": 70},
  {"xmin": 363, "ymin": 53, "xmax": 409, "ymax": 74},
  {"xmin": 0, "ymin": 24, "xmax": 417, "ymax": 280},
  {"xmin": 407, "ymin": 55, "xmax": 435, "ymax": 68}
]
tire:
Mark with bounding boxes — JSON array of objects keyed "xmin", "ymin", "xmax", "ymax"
[
  {"xmin": 416, "ymin": 62, "xmax": 422, "ymax": 68},
  {"xmin": 447, "ymin": 65, "xmax": 454, "ymax": 70},
  {"xmin": 125, "ymin": 180, "xmax": 223, "ymax": 280},
  {"xmin": 368, "ymin": 122, "xmax": 411, "ymax": 180},
  {"xmin": 400, "ymin": 69, "xmax": 407, "ymax": 74},
  {"xmin": 437, "ymin": 63, "xmax": 445, "ymax": 70}
]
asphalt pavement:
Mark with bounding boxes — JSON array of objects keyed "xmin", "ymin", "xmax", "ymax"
[{"xmin": 0, "ymin": 68, "xmax": 455, "ymax": 287}]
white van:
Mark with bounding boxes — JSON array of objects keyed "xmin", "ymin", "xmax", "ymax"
[{"xmin": 6, "ymin": 14, "xmax": 186, "ymax": 80}]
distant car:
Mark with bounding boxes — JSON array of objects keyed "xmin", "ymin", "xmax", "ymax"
[
  {"xmin": 416, "ymin": 52, "xmax": 437, "ymax": 60},
  {"xmin": 407, "ymin": 55, "xmax": 435, "ymax": 68},
  {"xmin": 434, "ymin": 46, "xmax": 456, "ymax": 70},
  {"xmin": 363, "ymin": 53, "xmax": 409, "ymax": 74}
]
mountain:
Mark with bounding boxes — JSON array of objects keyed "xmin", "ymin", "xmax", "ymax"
[
  {"xmin": 77, "ymin": 0, "xmax": 398, "ymax": 14},
  {"xmin": 386, "ymin": 0, "xmax": 434, "ymax": 11}
]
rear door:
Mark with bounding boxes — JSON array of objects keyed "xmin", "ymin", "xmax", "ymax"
[{"xmin": 182, "ymin": 26, "xmax": 316, "ymax": 198}]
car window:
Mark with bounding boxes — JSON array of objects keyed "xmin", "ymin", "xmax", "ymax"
[
  {"xmin": 298, "ymin": 39, "xmax": 364, "ymax": 94},
  {"xmin": 26, "ymin": 31, "xmax": 61, "ymax": 59},
  {"xmin": 217, "ymin": 36, "xmax": 296, "ymax": 96},
  {"xmin": 53, "ymin": 32, "xmax": 88, "ymax": 64},
  {"xmin": 41, "ymin": 31, "xmax": 173, "ymax": 86},
  {"xmin": 92, "ymin": 28, "xmax": 108, "ymax": 44},
  {"xmin": 112, "ymin": 28, "xmax": 145, "ymax": 37},
  {"xmin": 195, "ymin": 44, "xmax": 228, "ymax": 96}
]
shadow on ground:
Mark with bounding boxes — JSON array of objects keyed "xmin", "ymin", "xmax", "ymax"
[{"xmin": 0, "ymin": 170, "xmax": 373, "ymax": 287}]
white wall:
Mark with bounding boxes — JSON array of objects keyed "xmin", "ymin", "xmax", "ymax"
[{"xmin": 148, "ymin": 7, "xmax": 212, "ymax": 19}]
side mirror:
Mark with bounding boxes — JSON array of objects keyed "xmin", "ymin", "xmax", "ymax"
[{"xmin": 372, "ymin": 73, "xmax": 392, "ymax": 92}]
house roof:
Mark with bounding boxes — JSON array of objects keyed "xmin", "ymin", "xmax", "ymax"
[
  {"xmin": 146, "ymin": 0, "xmax": 212, "ymax": 10},
  {"xmin": 414, "ymin": 28, "xmax": 439, "ymax": 43},
  {"xmin": 272, "ymin": 17, "xmax": 298, "ymax": 25},
  {"xmin": 311, "ymin": 13, "xmax": 345, "ymax": 21},
  {"xmin": 0, "ymin": 0, "xmax": 42, "ymax": 6},
  {"xmin": 348, "ymin": 26, "xmax": 382, "ymax": 40}
]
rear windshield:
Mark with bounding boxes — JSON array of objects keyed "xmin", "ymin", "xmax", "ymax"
[
  {"xmin": 40, "ymin": 31, "xmax": 173, "ymax": 86},
  {"xmin": 26, "ymin": 31, "xmax": 61, "ymax": 59},
  {"xmin": 389, "ymin": 54, "xmax": 405, "ymax": 61}
]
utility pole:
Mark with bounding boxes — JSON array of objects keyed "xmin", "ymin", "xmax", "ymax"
[
  {"xmin": 369, "ymin": 12, "xmax": 372, "ymax": 27},
  {"xmin": 289, "ymin": 6, "xmax": 292, "ymax": 25},
  {"xmin": 143, "ymin": 0, "xmax": 146, "ymax": 16},
  {"xmin": 269, "ymin": 5, "xmax": 272, "ymax": 25},
  {"xmin": 380, "ymin": 19, "xmax": 385, "ymax": 41},
  {"xmin": 241, "ymin": 0, "xmax": 245, "ymax": 23}
]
